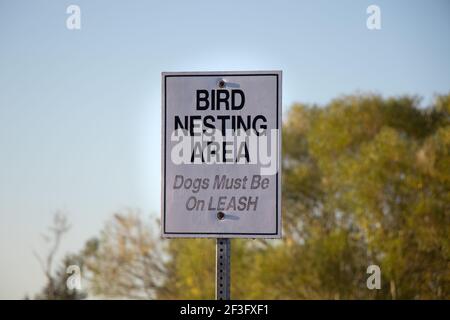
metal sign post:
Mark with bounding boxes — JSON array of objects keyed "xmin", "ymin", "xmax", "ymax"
[
  {"xmin": 161, "ymin": 71, "xmax": 282, "ymax": 300},
  {"xmin": 216, "ymin": 238, "xmax": 231, "ymax": 300}
]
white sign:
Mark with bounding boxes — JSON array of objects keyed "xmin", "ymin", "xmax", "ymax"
[{"xmin": 161, "ymin": 71, "xmax": 282, "ymax": 238}]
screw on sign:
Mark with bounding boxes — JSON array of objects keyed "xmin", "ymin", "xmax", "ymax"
[{"xmin": 161, "ymin": 71, "xmax": 282, "ymax": 299}]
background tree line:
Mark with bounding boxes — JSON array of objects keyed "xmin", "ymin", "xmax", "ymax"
[{"xmin": 34, "ymin": 93, "xmax": 450, "ymax": 299}]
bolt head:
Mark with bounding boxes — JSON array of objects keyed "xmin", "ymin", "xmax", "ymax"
[{"xmin": 217, "ymin": 211, "xmax": 225, "ymax": 220}]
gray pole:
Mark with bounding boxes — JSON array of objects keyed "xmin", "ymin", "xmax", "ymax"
[{"xmin": 216, "ymin": 238, "xmax": 231, "ymax": 300}]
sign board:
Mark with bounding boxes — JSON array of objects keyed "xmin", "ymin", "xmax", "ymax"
[{"xmin": 161, "ymin": 71, "xmax": 281, "ymax": 238}]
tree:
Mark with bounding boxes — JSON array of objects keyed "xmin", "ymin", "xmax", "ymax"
[
  {"xmin": 280, "ymin": 94, "xmax": 449, "ymax": 299},
  {"xmin": 34, "ymin": 212, "xmax": 87, "ymax": 299},
  {"xmin": 81, "ymin": 93, "xmax": 450, "ymax": 299},
  {"xmin": 83, "ymin": 210, "xmax": 166, "ymax": 299},
  {"xmin": 35, "ymin": 253, "xmax": 87, "ymax": 300}
]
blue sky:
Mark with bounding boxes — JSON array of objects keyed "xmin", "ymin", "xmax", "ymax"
[{"xmin": 0, "ymin": 0, "xmax": 449, "ymax": 299}]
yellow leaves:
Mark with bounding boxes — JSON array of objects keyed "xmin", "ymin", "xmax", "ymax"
[
  {"xmin": 285, "ymin": 103, "xmax": 311, "ymax": 134},
  {"xmin": 434, "ymin": 93, "xmax": 450, "ymax": 115},
  {"xmin": 416, "ymin": 137, "xmax": 438, "ymax": 176}
]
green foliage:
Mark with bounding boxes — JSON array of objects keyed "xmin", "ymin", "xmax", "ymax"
[{"xmin": 158, "ymin": 239, "xmax": 216, "ymax": 299}]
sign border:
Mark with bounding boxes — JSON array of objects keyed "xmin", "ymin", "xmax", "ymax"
[{"xmin": 161, "ymin": 71, "xmax": 282, "ymax": 238}]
